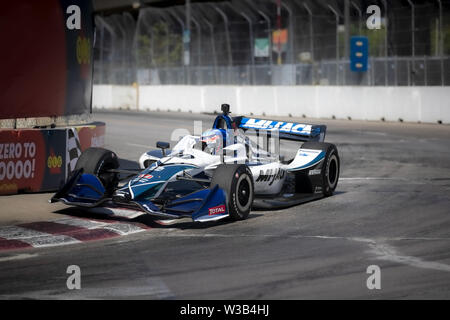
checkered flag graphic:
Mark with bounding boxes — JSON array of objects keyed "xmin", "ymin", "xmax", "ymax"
[{"xmin": 66, "ymin": 128, "xmax": 82, "ymax": 178}]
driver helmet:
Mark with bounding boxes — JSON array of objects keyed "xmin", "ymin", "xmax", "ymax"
[{"xmin": 201, "ymin": 129, "xmax": 223, "ymax": 155}]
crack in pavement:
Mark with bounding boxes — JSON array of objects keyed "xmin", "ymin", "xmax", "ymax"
[{"xmin": 151, "ymin": 231, "xmax": 450, "ymax": 273}]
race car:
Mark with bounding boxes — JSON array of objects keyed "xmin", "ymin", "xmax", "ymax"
[{"xmin": 51, "ymin": 104, "xmax": 340, "ymax": 223}]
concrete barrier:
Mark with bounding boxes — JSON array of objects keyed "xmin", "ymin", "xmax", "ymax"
[
  {"xmin": 203, "ymin": 86, "xmax": 239, "ymax": 114},
  {"xmin": 93, "ymin": 85, "xmax": 450, "ymax": 124},
  {"xmin": 93, "ymin": 85, "xmax": 137, "ymax": 110},
  {"xmin": 92, "ymin": 85, "xmax": 113, "ymax": 109},
  {"xmin": 139, "ymin": 86, "xmax": 203, "ymax": 112}
]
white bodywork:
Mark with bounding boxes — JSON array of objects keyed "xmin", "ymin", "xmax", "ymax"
[{"xmin": 139, "ymin": 130, "xmax": 324, "ymax": 196}]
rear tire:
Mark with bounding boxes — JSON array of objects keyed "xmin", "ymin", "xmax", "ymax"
[
  {"xmin": 75, "ymin": 147, "xmax": 119, "ymax": 194},
  {"xmin": 301, "ymin": 142, "xmax": 340, "ymax": 196},
  {"xmin": 211, "ymin": 164, "xmax": 254, "ymax": 220}
]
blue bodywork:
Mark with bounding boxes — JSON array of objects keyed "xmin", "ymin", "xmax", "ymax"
[{"xmin": 51, "ymin": 162, "xmax": 229, "ymax": 222}]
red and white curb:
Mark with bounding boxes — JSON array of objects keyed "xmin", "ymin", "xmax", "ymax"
[{"xmin": 0, "ymin": 217, "xmax": 150, "ymax": 251}]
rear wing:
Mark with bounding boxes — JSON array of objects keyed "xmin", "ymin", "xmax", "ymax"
[{"xmin": 235, "ymin": 117, "xmax": 326, "ymax": 142}]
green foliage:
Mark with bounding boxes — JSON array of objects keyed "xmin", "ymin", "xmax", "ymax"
[
  {"xmin": 430, "ymin": 15, "xmax": 450, "ymax": 56},
  {"xmin": 136, "ymin": 21, "xmax": 182, "ymax": 68},
  {"xmin": 137, "ymin": 35, "xmax": 151, "ymax": 68}
]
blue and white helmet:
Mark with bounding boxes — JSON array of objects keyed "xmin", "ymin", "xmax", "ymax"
[{"xmin": 201, "ymin": 129, "xmax": 224, "ymax": 155}]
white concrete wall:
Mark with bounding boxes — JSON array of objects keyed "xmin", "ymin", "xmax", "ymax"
[
  {"xmin": 92, "ymin": 85, "xmax": 450, "ymax": 124},
  {"xmin": 139, "ymin": 86, "xmax": 203, "ymax": 112},
  {"xmin": 92, "ymin": 85, "xmax": 137, "ymax": 110}
]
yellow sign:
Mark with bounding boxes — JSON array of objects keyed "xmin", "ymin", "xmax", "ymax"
[
  {"xmin": 0, "ymin": 183, "xmax": 18, "ymax": 193},
  {"xmin": 76, "ymin": 36, "xmax": 91, "ymax": 65},
  {"xmin": 47, "ymin": 155, "xmax": 62, "ymax": 169}
]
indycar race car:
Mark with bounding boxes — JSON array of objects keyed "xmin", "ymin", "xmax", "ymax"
[{"xmin": 51, "ymin": 104, "xmax": 340, "ymax": 223}]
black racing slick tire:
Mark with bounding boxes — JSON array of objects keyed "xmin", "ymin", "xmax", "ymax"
[
  {"xmin": 74, "ymin": 147, "xmax": 119, "ymax": 194},
  {"xmin": 301, "ymin": 142, "xmax": 340, "ymax": 197},
  {"xmin": 211, "ymin": 164, "xmax": 254, "ymax": 221}
]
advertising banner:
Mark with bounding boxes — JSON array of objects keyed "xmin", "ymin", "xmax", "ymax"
[
  {"xmin": 0, "ymin": 0, "xmax": 93, "ymax": 120},
  {"xmin": 254, "ymin": 38, "xmax": 270, "ymax": 58},
  {"xmin": 0, "ymin": 122, "xmax": 105, "ymax": 195},
  {"xmin": 0, "ymin": 130, "xmax": 46, "ymax": 194},
  {"xmin": 272, "ymin": 29, "xmax": 288, "ymax": 53}
]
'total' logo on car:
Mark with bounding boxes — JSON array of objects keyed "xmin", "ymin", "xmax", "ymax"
[{"xmin": 208, "ymin": 205, "xmax": 226, "ymax": 215}]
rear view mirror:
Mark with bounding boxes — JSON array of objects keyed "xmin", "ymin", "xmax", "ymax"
[
  {"xmin": 156, "ymin": 141, "xmax": 170, "ymax": 149},
  {"xmin": 156, "ymin": 141, "xmax": 170, "ymax": 156}
]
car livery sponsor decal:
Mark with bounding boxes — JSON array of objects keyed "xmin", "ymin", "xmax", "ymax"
[
  {"xmin": 209, "ymin": 205, "xmax": 226, "ymax": 216},
  {"xmin": 309, "ymin": 169, "xmax": 321, "ymax": 176},
  {"xmin": 240, "ymin": 118, "xmax": 314, "ymax": 136},
  {"xmin": 299, "ymin": 149, "xmax": 321, "ymax": 155},
  {"xmin": 138, "ymin": 173, "xmax": 153, "ymax": 180},
  {"xmin": 131, "ymin": 164, "xmax": 196, "ymax": 185},
  {"xmin": 256, "ymin": 168, "xmax": 285, "ymax": 186},
  {"xmin": 298, "ymin": 152, "xmax": 310, "ymax": 157},
  {"xmin": 287, "ymin": 149, "xmax": 326, "ymax": 171}
]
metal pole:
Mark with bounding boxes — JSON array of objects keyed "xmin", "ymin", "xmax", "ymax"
[
  {"xmin": 351, "ymin": 1, "xmax": 362, "ymax": 35},
  {"xmin": 201, "ymin": 16, "xmax": 218, "ymax": 83},
  {"xmin": 96, "ymin": 17, "xmax": 116, "ymax": 84},
  {"xmin": 437, "ymin": 0, "xmax": 444, "ymax": 86},
  {"xmin": 328, "ymin": 5, "xmax": 339, "ymax": 85},
  {"xmin": 407, "ymin": 58, "xmax": 411, "ymax": 86},
  {"xmin": 344, "ymin": 0, "xmax": 350, "ymax": 59},
  {"xmin": 99, "ymin": 18, "xmax": 104, "ymax": 84},
  {"xmin": 257, "ymin": 9, "xmax": 272, "ymax": 67},
  {"xmin": 407, "ymin": 0, "xmax": 415, "ymax": 85},
  {"xmin": 185, "ymin": 0, "xmax": 191, "ymax": 84},
  {"xmin": 168, "ymin": 10, "xmax": 185, "ymax": 79},
  {"xmin": 122, "ymin": 12, "xmax": 135, "ymax": 85},
  {"xmin": 394, "ymin": 55, "xmax": 398, "ymax": 86},
  {"xmin": 303, "ymin": 3, "xmax": 314, "ymax": 84},
  {"xmin": 114, "ymin": 17, "xmax": 127, "ymax": 84},
  {"xmin": 141, "ymin": 18, "xmax": 155, "ymax": 68},
  {"xmin": 190, "ymin": 15, "xmax": 201, "ymax": 66},
  {"xmin": 371, "ymin": 56, "xmax": 375, "ymax": 85},
  {"xmin": 245, "ymin": 0, "xmax": 272, "ymax": 75},
  {"xmin": 424, "ymin": 57, "xmax": 427, "ymax": 86},
  {"xmin": 190, "ymin": 15, "xmax": 202, "ymax": 84},
  {"xmin": 157, "ymin": 13, "xmax": 170, "ymax": 69},
  {"xmin": 213, "ymin": 5, "xmax": 232, "ymax": 83},
  {"xmin": 276, "ymin": 0, "xmax": 282, "ymax": 65},
  {"xmin": 381, "ymin": 0, "xmax": 388, "ymax": 85},
  {"xmin": 278, "ymin": 1, "xmax": 295, "ymax": 84},
  {"xmin": 280, "ymin": 1, "xmax": 294, "ymax": 65},
  {"xmin": 303, "ymin": 3, "xmax": 314, "ymax": 62},
  {"xmin": 226, "ymin": 3, "xmax": 255, "ymax": 84},
  {"xmin": 344, "ymin": 0, "xmax": 350, "ymax": 85}
]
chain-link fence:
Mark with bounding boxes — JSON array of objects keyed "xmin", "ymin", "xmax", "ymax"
[{"xmin": 93, "ymin": 0, "xmax": 450, "ymax": 86}]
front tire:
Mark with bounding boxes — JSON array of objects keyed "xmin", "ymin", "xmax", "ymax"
[
  {"xmin": 74, "ymin": 147, "xmax": 119, "ymax": 194},
  {"xmin": 211, "ymin": 164, "xmax": 254, "ymax": 220}
]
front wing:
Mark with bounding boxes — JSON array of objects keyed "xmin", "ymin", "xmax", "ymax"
[{"xmin": 51, "ymin": 170, "xmax": 229, "ymax": 223}]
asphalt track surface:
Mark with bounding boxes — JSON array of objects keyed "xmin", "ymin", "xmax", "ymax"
[{"xmin": 1, "ymin": 110, "xmax": 450, "ymax": 299}]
